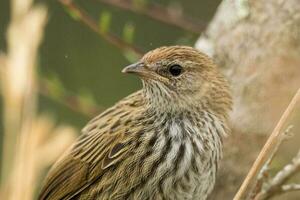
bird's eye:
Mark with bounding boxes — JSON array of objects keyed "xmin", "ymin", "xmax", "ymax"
[{"xmin": 168, "ymin": 64, "xmax": 183, "ymax": 76}]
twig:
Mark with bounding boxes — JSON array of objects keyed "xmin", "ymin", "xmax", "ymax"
[
  {"xmin": 233, "ymin": 88, "xmax": 300, "ymax": 200},
  {"xmin": 249, "ymin": 125, "xmax": 294, "ymax": 198},
  {"xmin": 0, "ymin": 78, "xmax": 103, "ymax": 118},
  {"xmin": 254, "ymin": 150, "xmax": 300, "ymax": 200},
  {"xmin": 97, "ymin": 0, "xmax": 205, "ymax": 34},
  {"xmin": 39, "ymin": 79, "xmax": 104, "ymax": 117},
  {"xmin": 281, "ymin": 184, "xmax": 300, "ymax": 193},
  {"xmin": 58, "ymin": 0, "xmax": 143, "ymax": 56}
]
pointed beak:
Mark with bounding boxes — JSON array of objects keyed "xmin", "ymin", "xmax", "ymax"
[
  {"xmin": 122, "ymin": 62, "xmax": 148, "ymax": 75},
  {"xmin": 122, "ymin": 61, "xmax": 169, "ymax": 83}
]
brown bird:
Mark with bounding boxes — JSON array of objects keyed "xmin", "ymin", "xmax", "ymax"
[{"xmin": 38, "ymin": 46, "xmax": 232, "ymax": 200}]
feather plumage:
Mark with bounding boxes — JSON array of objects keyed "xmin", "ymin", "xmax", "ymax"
[{"xmin": 38, "ymin": 46, "xmax": 232, "ymax": 200}]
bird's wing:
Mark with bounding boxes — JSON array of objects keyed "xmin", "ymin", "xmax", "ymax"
[{"xmin": 38, "ymin": 91, "xmax": 144, "ymax": 200}]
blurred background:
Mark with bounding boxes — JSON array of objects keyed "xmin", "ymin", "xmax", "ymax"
[
  {"xmin": 0, "ymin": 0, "xmax": 220, "ymax": 129},
  {"xmin": 0, "ymin": 0, "xmax": 299, "ymax": 199}
]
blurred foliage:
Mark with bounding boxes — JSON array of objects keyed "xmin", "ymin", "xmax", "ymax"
[
  {"xmin": 0, "ymin": 0, "xmax": 221, "ymax": 131},
  {"xmin": 122, "ymin": 22, "xmax": 135, "ymax": 44},
  {"xmin": 0, "ymin": 0, "xmax": 220, "ymax": 132},
  {"xmin": 0, "ymin": 1, "xmax": 220, "ymax": 191},
  {"xmin": 99, "ymin": 11, "xmax": 112, "ymax": 33}
]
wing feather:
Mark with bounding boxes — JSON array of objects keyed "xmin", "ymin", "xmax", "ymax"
[{"xmin": 38, "ymin": 91, "xmax": 144, "ymax": 200}]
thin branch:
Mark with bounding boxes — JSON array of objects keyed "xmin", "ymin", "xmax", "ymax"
[
  {"xmin": 233, "ymin": 88, "xmax": 300, "ymax": 200},
  {"xmin": 39, "ymin": 79, "xmax": 104, "ymax": 117},
  {"xmin": 97, "ymin": 0, "xmax": 205, "ymax": 34},
  {"xmin": 281, "ymin": 184, "xmax": 300, "ymax": 193},
  {"xmin": 0, "ymin": 78, "xmax": 103, "ymax": 118},
  {"xmin": 254, "ymin": 150, "xmax": 300, "ymax": 200},
  {"xmin": 249, "ymin": 125, "xmax": 294, "ymax": 199},
  {"xmin": 58, "ymin": 0, "xmax": 143, "ymax": 56},
  {"xmin": 269, "ymin": 151, "xmax": 300, "ymax": 187}
]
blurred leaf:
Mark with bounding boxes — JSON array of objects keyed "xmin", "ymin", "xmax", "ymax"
[
  {"xmin": 44, "ymin": 74, "xmax": 66, "ymax": 99},
  {"xmin": 77, "ymin": 89, "xmax": 98, "ymax": 114},
  {"xmin": 64, "ymin": 7, "xmax": 81, "ymax": 21},
  {"xmin": 122, "ymin": 23, "xmax": 135, "ymax": 44},
  {"xmin": 99, "ymin": 11, "xmax": 112, "ymax": 33},
  {"xmin": 123, "ymin": 50, "xmax": 140, "ymax": 63}
]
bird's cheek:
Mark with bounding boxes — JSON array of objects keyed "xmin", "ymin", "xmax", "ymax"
[
  {"xmin": 152, "ymin": 75, "xmax": 168, "ymax": 84},
  {"xmin": 165, "ymin": 81, "xmax": 177, "ymax": 91}
]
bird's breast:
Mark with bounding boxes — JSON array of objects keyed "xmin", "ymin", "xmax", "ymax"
[{"xmin": 147, "ymin": 114, "xmax": 225, "ymax": 199}]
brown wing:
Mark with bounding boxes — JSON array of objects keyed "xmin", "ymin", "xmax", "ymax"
[{"xmin": 38, "ymin": 91, "xmax": 144, "ymax": 200}]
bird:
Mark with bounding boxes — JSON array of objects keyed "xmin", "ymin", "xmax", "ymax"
[{"xmin": 38, "ymin": 46, "xmax": 232, "ymax": 200}]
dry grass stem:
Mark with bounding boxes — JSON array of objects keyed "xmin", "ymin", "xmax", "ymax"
[
  {"xmin": 0, "ymin": 0, "xmax": 47, "ymax": 198},
  {"xmin": 0, "ymin": 1, "xmax": 77, "ymax": 196},
  {"xmin": 1, "ymin": 0, "xmax": 47, "ymax": 184},
  {"xmin": 233, "ymin": 88, "xmax": 300, "ymax": 200},
  {"xmin": 0, "ymin": 0, "xmax": 77, "ymax": 198}
]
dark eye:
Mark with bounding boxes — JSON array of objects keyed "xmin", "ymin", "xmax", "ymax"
[{"xmin": 168, "ymin": 64, "xmax": 183, "ymax": 76}]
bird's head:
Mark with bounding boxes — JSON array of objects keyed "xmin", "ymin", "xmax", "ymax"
[{"xmin": 123, "ymin": 46, "xmax": 232, "ymax": 116}]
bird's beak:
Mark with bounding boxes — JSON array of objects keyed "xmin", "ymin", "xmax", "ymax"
[
  {"xmin": 122, "ymin": 62, "xmax": 149, "ymax": 77},
  {"xmin": 122, "ymin": 62, "xmax": 169, "ymax": 83}
]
